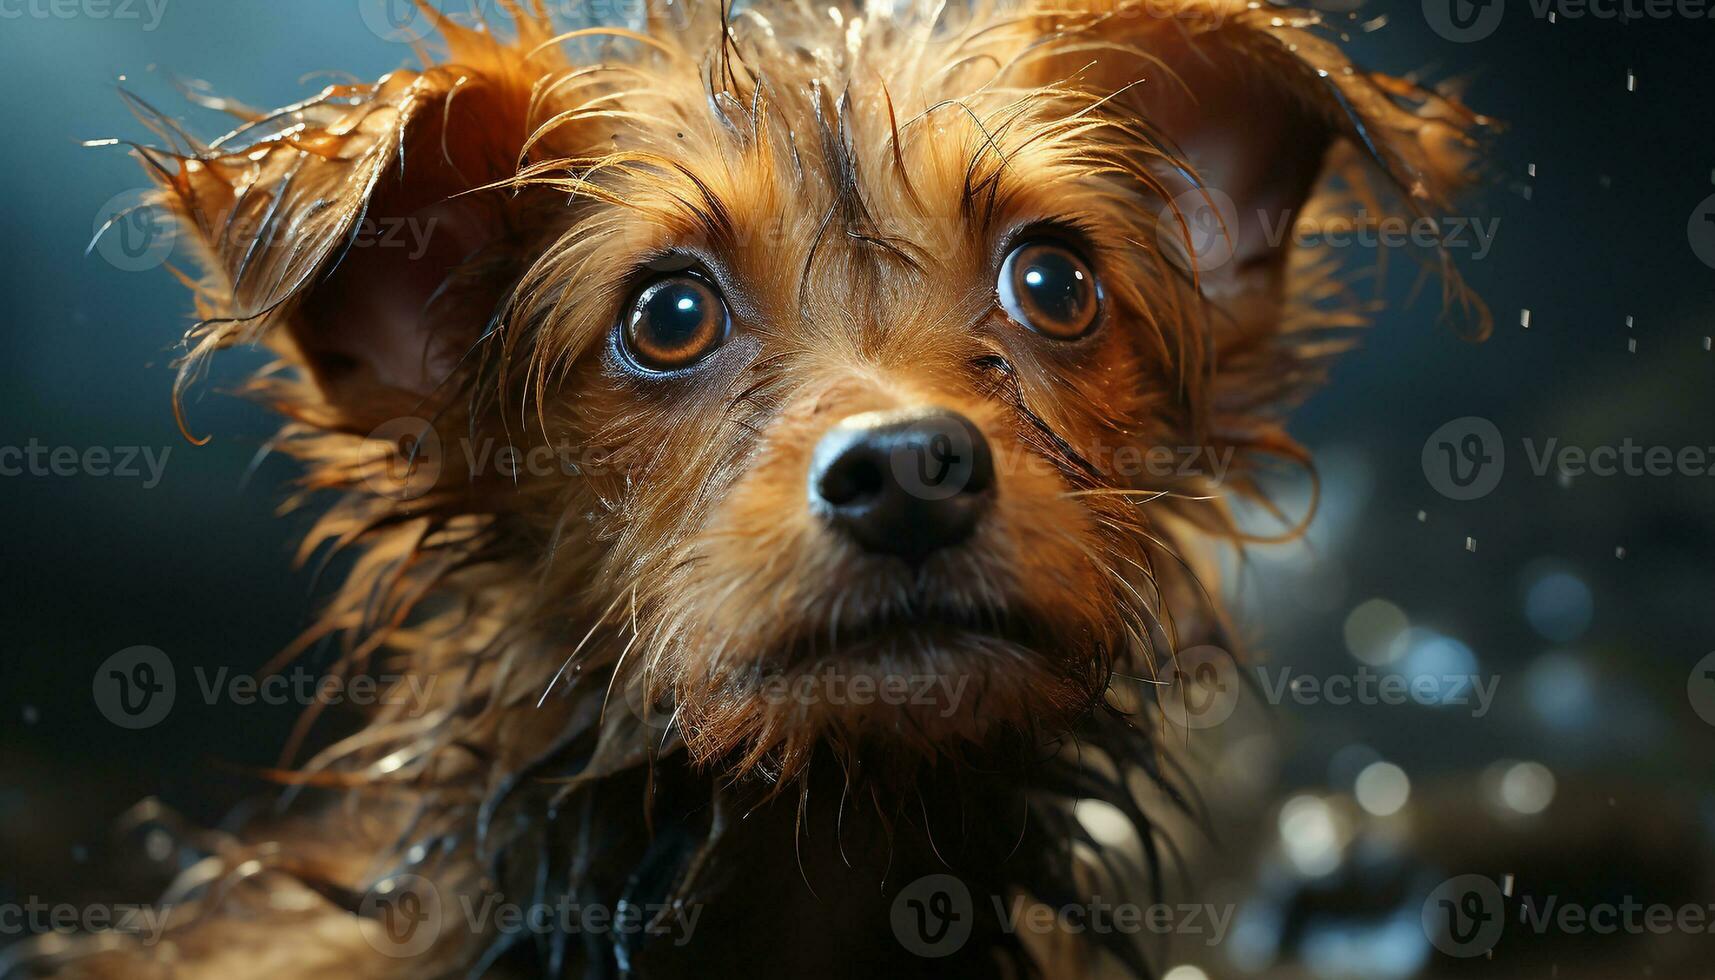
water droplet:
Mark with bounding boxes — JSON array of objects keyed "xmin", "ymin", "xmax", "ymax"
[
  {"xmin": 1520, "ymin": 309, "xmax": 1532, "ymax": 329},
  {"xmin": 1416, "ymin": 509, "xmax": 1428, "ymax": 522},
  {"xmin": 1466, "ymin": 536, "xmax": 1478, "ymax": 553},
  {"xmin": 21, "ymin": 705, "xmax": 38, "ymax": 725},
  {"xmin": 1625, "ymin": 315, "xmax": 1634, "ymax": 329},
  {"xmin": 1614, "ymin": 546, "xmax": 1627, "ymax": 559},
  {"xmin": 1626, "ymin": 71, "xmax": 1636, "ymax": 92},
  {"xmin": 1527, "ymin": 163, "xmax": 1537, "ymax": 178},
  {"xmin": 1703, "ymin": 336, "xmax": 1712, "ymax": 351},
  {"xmin": 1627, "ymin": 338, "xmax": 1637, "ymax": 354}
]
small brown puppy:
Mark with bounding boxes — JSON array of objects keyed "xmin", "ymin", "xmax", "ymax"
[{"xmin": 67, "ymin": 1, "xmax": 1483, "ymax": 976}]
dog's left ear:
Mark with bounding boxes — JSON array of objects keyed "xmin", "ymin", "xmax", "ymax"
[{"xmin": 1029, "ymin": 2, "xmax": 1483, "ymax": 326}]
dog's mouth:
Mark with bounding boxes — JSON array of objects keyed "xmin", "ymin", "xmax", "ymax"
[{"xmin": 758, "ymin": 603, "xmax": 1054, "ymax": 673}]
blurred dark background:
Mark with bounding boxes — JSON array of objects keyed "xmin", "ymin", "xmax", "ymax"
[{"xmin": 0, "ymin": 1, "xmax": 1711, "ymax": 976}]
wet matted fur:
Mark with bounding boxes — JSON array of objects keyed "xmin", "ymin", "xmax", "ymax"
[{"xmin": 54, "ymin": 1, "xmax": 1484, "ymax": 976}]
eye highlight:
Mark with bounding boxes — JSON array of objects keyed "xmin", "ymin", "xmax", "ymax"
[
  {"xmin": 997, "ymin": 240, "xmax": 1101, "ymax": 340},
  {"xmin": 620, "ymin": 274, "xmax": 730, "ymax": 372}
]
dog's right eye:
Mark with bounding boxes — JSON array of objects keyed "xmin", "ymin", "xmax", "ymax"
[{"xmin": 619, "ymin": 274, "xmax": 730, "ymax": 372}]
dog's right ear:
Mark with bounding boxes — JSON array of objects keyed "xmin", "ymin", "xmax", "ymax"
[{"xmin": 138, "ymin": 18, "xmax": 569, "ymax": 427}]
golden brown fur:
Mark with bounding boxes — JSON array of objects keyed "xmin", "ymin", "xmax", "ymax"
[{"xmin": 46, "ymin": 1, "xmax": 1485, "ymax": 976}]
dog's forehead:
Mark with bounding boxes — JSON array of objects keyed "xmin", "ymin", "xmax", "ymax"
[{"xmin": 576, "ymin": 52, "xmax": 1119, "ymax": 295}]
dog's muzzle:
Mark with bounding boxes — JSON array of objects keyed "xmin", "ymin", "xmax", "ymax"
[{"xmin": 807, "ymin": 407, "xmax": 995, "ymax": 563}]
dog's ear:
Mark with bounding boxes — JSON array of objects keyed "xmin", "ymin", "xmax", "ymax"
[
  {"xmin": 1026, "ymin": 1, "xmax": 1484, "ymax": 329},
  {"xmin": 139, "ymin": 21, "xmax": 565, "ymax": 425}
]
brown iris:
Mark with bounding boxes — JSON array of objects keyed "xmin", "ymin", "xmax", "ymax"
[
  {"xmin": 997, "ymin": 240, "xmax": 1102, "ymax": 340},
  {"xmin": 621, "ymin": 274, "xmax": 729, "ymax": 371}
]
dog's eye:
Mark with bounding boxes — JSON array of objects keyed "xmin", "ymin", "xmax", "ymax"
[
  {"xmin": 620, "ymin": 274, "xmax": 730, "ymax": 372},
  {"xmin": 997, "ymin": 241, "xmax": 1101, "ymax": 340}
]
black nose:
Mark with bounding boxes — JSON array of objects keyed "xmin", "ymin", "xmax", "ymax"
[{"xmin": 809, "ymin": 408, "xmax": 996, "ymax": 561}]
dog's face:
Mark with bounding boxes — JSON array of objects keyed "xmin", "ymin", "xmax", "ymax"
[{"xmin": 145, "ymin": 1, "xmax": 1479, "ymax": 785}]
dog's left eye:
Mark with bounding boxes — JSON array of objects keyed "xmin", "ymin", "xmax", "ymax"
[
  {"xmin": 997, "ymin": 240, "xmax": 1101, "ymax": 340},
  {"xmin": 620, "ymin": 274, "xmax": 730, "ymax": 372}
]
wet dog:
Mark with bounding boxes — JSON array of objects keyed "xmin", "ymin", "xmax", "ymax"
[{"xmin": 62, "ymin": 1, "xmax": 1483, "ymax": 976}]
